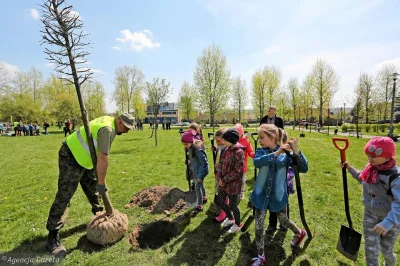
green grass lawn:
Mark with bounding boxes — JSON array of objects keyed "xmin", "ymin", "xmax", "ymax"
[{"xmin": 0, "ymin": 127, "xmax": 399, "ymax": 266}]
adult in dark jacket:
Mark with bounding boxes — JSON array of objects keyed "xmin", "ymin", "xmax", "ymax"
[{"xmin": 260, "ymin": 106, "xmax": 284, "ymax": 129}]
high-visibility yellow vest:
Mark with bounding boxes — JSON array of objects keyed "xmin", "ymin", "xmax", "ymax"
[
  {"xmin": 13, "ymin": 122, "xmax": 18, "ymax": 127},
  {"xmin": 66, "ymin": 116, "xmax": 115, "ymax": 169}
]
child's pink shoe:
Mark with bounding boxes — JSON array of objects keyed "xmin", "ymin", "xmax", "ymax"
[
  {"xmin": 214, "ymin": 211, "xmax": 226, "ymax": 223},
  {"xmin": 291, "ymin": 229, "xmax": 307, "ymax": 246},
  {"xmin": 250, "ymin": 254, "xmax": 266, "ymax": 266}
]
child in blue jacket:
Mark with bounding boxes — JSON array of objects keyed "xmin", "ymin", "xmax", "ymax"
[
  {"xmin": 181, "ymin": 130, "xmax": 209, "ymax": 214},
  {"xmin": 341, "ymin": 137, "xmax": 400, "ymax": 266},
  {"xmin": 249, "ymin": 124, "xmax": 308, "ymax": 266}
]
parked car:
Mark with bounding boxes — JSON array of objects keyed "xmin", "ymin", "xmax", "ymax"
[{"xmin": 174, "ymin": 122, "xmax": 190, "ymax": 127}]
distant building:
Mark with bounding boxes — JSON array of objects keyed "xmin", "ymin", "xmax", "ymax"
[{"xmin": 144, "ymin": 102, "xmax": 181, "ymax": 124}]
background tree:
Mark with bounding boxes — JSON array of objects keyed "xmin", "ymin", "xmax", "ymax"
[
  {"xmin": 42, "ymin": 74, "xmax": 80, "ymax": 124},
  {"xmin": 194, "ymin": 44, "xmax": 231, "ymax": 129},
  {"xmin": 275, "ymin": 90, "xmax": 291, "ymax": 121},
  {"xmin": 251, "ymin": 69, "xmax": 266, "ymax": 120},
  {"xmin": 145, "ymin": 78, "xmax": 171, "ymax": 146},
  {"xmin": 40, "ymin": 0, "xmax": 98, "ymax": 173},
  {"xmin": 231, "ymin": 76, "xmax": 248, "ymax": 123},
  {"xmin": 376, "ymin": 64, "xmax": 396, "ymax": 122},
  {"xmin": 27, "ymin": 67, "xmax": 43, "ymax": 105},
  {"xmin": 178, "ymin": 80, "xmax": 196, "ymax": 121},
  {"xmin": 113, "ymin": 65, "xmax": 145, "ymax": 114},
  {"xmin": 0, "ymin": 62, "xmax": 14, "ymax": 95},
  {"xmin": 311, "ymin": 59, "xmax": 339, "ymax": 125},
  {"xmin": 300, "ymin": 74, "xmax": 314, "ymax": 122},
  {"xmin": 287, "ymin": 78, "xmax": 300, "ymax": 129},
  {"xmin": 358, "ymin": 72, "xmax": 374, "ymax": 124},
  {"xmin": 12, "ymin": 71, "xmax": 29, "ymax": 95},
  {"xmin": 265, "ymin": 66, "xmax": 282, "ymax": 106},
  {"xmin": 82, "ymin": 81, "xmax": 106, "ymax": 119},
  {"xmin": 132, "ymin": 90, "xmax": 146, "ymax": 121}
]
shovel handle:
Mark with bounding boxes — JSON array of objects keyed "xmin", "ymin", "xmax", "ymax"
[
  {"xmin": 250, "ymin": 133, "xmax": 258, "ymax": 180},
  {"xmin": 250, "ymin": 132, "xmax": 258, "ymax": 142},
  {"xmin": 332, "ymin": 138, "xmax": 349, "ymax": 162}
]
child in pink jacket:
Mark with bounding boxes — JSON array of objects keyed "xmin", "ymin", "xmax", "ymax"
[{"xmin": 235, "ymin": 123, "xmax": 255, "ymax": 199}]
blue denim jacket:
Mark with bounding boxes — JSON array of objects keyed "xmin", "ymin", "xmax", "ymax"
[
  {"xmin": 189, "ymin": 145, "xmax": 209, "ymax": 180},
  {"xmin": 250, "ymin": 147, "xmax": 308, "ymax": 212}
]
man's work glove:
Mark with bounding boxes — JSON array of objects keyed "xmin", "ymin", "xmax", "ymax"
[
  {"xmin": 96, "ymin": 183, "xmax": 108, "ymax": 195},
  {"xmin": 96, "ymin": 184, "xmax": 113, "ymax": 215}
]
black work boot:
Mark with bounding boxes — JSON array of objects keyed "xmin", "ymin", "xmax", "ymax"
[{"xmin": 45, "ymin": 230, "xmax": 67, "ymax": 257}]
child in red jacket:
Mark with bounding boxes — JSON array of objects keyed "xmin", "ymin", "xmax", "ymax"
[{"xmin": 235, "ymin": 123, "xmax": 255, "ymax": 199}]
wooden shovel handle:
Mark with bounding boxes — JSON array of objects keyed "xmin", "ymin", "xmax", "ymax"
[{"xmin": 332, "ymin": 138, "xmax": 349, "ymax": 162}]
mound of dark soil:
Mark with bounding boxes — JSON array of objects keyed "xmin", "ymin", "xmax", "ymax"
[{"xmin": 125, "ymin": 186, "xmax": 187, "ymax": 214}]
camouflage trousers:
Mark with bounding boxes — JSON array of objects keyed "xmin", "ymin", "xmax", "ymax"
[
  {"xmin": 46, "ymin": 143, "xmax": 103, "ymax": 231},
  {"xmin": 363, "ymin": 208, "xmax": 400, "ymax": 266}
]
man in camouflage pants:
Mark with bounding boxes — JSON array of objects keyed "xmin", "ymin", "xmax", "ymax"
[{"xmin": 46, "ymin": 114, "xmax": 135, "ymax": 256}]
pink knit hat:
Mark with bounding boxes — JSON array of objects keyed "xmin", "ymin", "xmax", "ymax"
[
  {"xmin": 364, "ymin": 136, "xmax": 395, "ymax": 159},
  {"xmin": 234, "ymin": 123, "xmax": 244, "ymax": 136},
  {"xmin": 181, "ymin": 130, "xmax": 196, "ymax": 143}
]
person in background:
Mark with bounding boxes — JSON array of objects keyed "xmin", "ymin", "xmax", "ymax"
[
  {"xmin": 29, "ymin": 123, "xmax": 34, "ymax": 136},
  {"xmin": 234, "ymin": 123, "xmax": 255, "ymax": 199},
  {"xmin": 260, "ymin": 106, "xmax": 284, "ymax": 129},
  {"xmin": 43, "ymin": 121, "xmax": 50, "ymax": 135},
  {"xmin": 64, "ymin": 119, "xmax": 72, "ymax": 137},
  {"xmin": 211, "ymin": 128, "xmax": 228, "ymax": 223}
]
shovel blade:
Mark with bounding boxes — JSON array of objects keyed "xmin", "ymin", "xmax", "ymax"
[
  {"xmin": 184, "ymin": 191, "xmax": 197, "ymax": 207},
  {"xmin": 336, "ymin": 225, "xmax": 362, "ymax": 261}
]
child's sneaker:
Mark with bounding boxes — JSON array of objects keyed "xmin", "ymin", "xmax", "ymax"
[
  {"xmin": 250, "ymin": 254, "xmax": 266, "ymax": 266},
  {"xmin": 265, "ymin": 225, "xmax": 277, "ymax": 235},
  {"xmin": 202, "ymin": 197, "xmax": 208, "ymax": 204},
  {"xmin": 214, "ymin": 211, "xmax": 226, "ymax": 223},
  {"xmin": 221, "ymin": 218, "xmax": 235, "ymax": 228},
  {"xmin": 192, "ymin": 206, "xmax": 203, "ymax": 215},
  {"xmin": 227, "ymin": 223, "xmax": 242, "ymax": 233},
  {"xmin": 291, "ymin": 229, "xmax": 307, "ymax": 246}
]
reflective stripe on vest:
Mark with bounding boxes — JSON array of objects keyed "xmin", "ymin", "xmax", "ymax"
[
  {"xmin": 76, "ymin": 128, "xmax": 98, "ymax": 155},
  {"xmin": 66, "ymin": 116, "xmax": 115, "ymax": 169}
]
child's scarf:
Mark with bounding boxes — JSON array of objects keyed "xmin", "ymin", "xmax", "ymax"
[{"xmin": 359, "ymin": 158, "xmax": 396, "ymax": 184}]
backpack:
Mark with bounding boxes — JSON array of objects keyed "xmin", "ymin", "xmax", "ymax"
[
  {"xmin": 287, "ymin": 166, "xmax": 295, "ymax": 194},
  {"xmin": 387, "ymin": 172, "xmax": 399, "ymax": 196},
  {"xmin": 379, "ymin": 169, "xmax": 400, "ymax": 196}
]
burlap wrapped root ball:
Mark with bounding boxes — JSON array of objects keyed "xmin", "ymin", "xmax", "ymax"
[{"xmin": 87, "ymin": 210, "xmax": 129, "ymax": 245}]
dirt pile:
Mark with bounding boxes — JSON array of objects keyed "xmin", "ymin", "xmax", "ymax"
[{"xmin": 125, "ymin": 186, "xmax": 187, "ymax": 214}]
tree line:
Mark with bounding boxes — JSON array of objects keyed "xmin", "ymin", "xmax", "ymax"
[
  {"xmin": 178, "ymin": 44, "xmax": 398, "ymax": 127},
  {"xmin": 1, "ymin": 45, "xmax": 397, "ymax": 127},
  {"xmin": 0, "ymin": 64, "xmax": 105, "ymax": 124}
]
